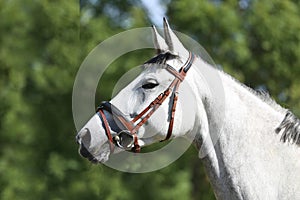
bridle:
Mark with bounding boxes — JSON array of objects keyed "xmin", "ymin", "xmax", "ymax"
[{"xmin": 97, "ymin": 52, "xmax": 195, "ymax": 153}]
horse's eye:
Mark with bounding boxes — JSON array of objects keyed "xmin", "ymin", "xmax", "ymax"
[{"xmin": 142, "ymin": 82, "xmax": 159, "ymax": 89}]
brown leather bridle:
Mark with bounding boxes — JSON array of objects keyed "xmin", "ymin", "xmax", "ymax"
[{"xmin": 97, "ymin": 52, "xmax": 195, "ymax": 153}]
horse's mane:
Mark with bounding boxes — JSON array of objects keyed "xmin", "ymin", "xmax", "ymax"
[
  {"xmin": 276, "ymin": 111, "xmax": 300, "ymax": 145},
  {"xmin": 144, "ymin": 52, "xmax": 177, "ymax": 65},
  {"xmin": 219, "ymin": 67, "xmax": 300, "ymax": 146},
  {"xmin": 234, "ymin": 78, "xmax": 300, "ymax": 146}
]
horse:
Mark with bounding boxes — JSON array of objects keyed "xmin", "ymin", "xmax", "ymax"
[{"xmin": 76, "ymin": 18, "xmax": 300, "ymax": 199}]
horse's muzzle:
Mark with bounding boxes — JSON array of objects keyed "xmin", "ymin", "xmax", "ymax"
[{"xmin": 76, "ymin": 128, "xmax": 98, "ymax": 163}]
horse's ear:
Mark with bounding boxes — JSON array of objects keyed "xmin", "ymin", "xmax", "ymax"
[
  {"xmin": 163, "ymin": 17, "xmax": 189, "ymax": 59},
  {"xmin": 152, "ymin": 25, "xmax": 168, "ymax": 54}
]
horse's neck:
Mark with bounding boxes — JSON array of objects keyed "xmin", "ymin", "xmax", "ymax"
[
  {"xmin": 190, "ymin": 61, "xmax": 300, "ymax": 199},
  {"xmin": 214, "ymin": 71, "xmax": 285, "ymax": 147}
]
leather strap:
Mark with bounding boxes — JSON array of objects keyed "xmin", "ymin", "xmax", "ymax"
[
  {"xmin": 97, "ymin": 109, "xmax": 114, "ymax": 152},
  {"xmin": 164, "ymin": 80, "xmax": 180, "ymax": 141}
]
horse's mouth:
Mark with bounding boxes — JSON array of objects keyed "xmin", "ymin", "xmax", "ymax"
[{"xmin": 79, "ymin": 144, "xmax": 99, "ymax": 164}]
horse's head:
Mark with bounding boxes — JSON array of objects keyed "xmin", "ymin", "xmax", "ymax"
[{"xmin": 76, "ymin": 19, "xmax": 202, "ymax": 163}]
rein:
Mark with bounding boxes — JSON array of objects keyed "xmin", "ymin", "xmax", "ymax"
[{"xmin": 97, "ymin": 52, "xmax": 195, "ymax": 153}]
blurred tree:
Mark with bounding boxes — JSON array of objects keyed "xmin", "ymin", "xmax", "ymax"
[{"xmin": 0, "ymin": 0, "xmax": 81, "ymax": 199}]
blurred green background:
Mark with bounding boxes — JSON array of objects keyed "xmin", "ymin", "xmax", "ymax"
[{"xmin": 0, "ymin": 0, "xmax": 299, "ymax": 199}]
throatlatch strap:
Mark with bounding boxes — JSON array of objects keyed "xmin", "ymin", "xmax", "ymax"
[
  {"xmin": 161, "ymin": 52, "xmax": 195, "ymax": 141},
  {"xmin": 164, "ymin": 80, "xmax": 180, "ymax": 141}
]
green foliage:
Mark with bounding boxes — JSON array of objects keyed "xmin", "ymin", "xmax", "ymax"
[
  {"xmin": 0, "ymin": 0, "xmax": 299, "ymax": 200},
  {"xmin": 0, "ymin": 0, "xmax": 80, "ymax": 199}
]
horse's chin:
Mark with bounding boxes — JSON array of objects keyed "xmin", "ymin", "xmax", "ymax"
[
  {"xmin": 79, "ymin": 144, "xmax": 110, "ymax": 164},
  {"xmin": 94, "ymin": 151, "xmax": 110, "ymax": 164}
]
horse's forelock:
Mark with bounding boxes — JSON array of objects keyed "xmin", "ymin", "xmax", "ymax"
[{"xmin": 144, "ymin": 52, "xmax": 178, "ymax": 65}]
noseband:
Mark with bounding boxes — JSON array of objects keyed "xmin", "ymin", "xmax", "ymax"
[{"xmin": 97, "ymin": 52, "xmax": 195, "ymax": 153}]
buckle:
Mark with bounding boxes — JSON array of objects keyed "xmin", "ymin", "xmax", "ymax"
[{"xmin": 113, "ymin": 130, "xmax": 134, "ymax": 150}]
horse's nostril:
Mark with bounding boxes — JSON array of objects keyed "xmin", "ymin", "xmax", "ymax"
[
  {"xmin": 77, "ymin": 128, "xmax": 91, "ymax": 147},
  {"xmin": 76, "ymin": 134, "xmax": 81, "ymax": 144}
]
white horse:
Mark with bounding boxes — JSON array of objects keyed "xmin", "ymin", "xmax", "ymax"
[{"xmin": 76, "ymin": 18, "xmax": 300, "ymax": 199}]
